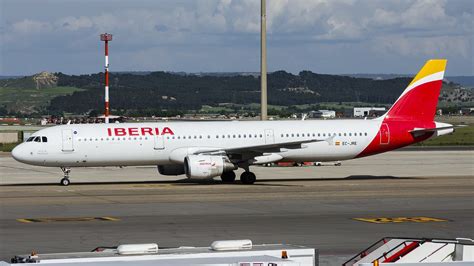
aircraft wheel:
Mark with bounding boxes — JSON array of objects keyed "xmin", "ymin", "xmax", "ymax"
[
  {"xmin": 221, "ymin": 171, "xmax": 236, "ymax": 183},
  {"xmin": 60, "ymin": 178, "xmax": 70, "ymax": 186},
  {"xmin": 240, "ymin": 171, "xmax": 256, "ymax": 184}
]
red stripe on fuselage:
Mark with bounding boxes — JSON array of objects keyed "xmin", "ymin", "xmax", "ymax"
[{"xmin": 356, "ymin": 119, "xmax": 434, "ymax": 158}]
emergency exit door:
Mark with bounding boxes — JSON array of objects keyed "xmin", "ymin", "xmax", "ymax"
[
  {"xmin": 154, "ymin": 135, "xmax": 165, "ymax": 150},
  {"xmin": 380, "ymin": 123, "xmax": 390, "ymax": 145},
  {"xmin": 61, "ymin": 129, "xmax": 74, "ymax": 152},
  {"xmin": 264, "ymin": 129, "xmax": 274, "ymax": 144}
]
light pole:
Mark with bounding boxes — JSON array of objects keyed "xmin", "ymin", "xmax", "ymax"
[{"xmin": 260, "ymin": 0, "xmax": 268, "ymax": 120}]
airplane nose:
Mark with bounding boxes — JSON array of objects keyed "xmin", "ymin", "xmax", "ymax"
[{"xmin": 11, "ymin": 143, "xmax": 29, "ymax": 163}]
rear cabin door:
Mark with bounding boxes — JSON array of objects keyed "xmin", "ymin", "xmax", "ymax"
[
  {"xmin": 380, "ymin": 123, "xmax": 390, "ymax": 145},
  {"xmin": 264, "ymin": 129, "xmax": 275, "ymax": 144},
  {"xmin": 61, "ymin": 129, "xmax": 74, "ymax": 152},
  {"xmin": 154, "ymin": 135, "xmax": 165, "ymax": 150}
]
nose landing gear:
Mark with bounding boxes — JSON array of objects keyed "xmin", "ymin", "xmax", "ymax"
[{"xmin": 60, "ymin": 167, "xmax": 71, "ymax": 186}]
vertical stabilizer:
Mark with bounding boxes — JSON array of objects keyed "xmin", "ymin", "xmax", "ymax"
[{"xmin": 383, "ymin": 59, "xmax": 447, "ymax": 122}]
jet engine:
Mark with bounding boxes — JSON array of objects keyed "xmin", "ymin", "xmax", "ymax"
[
  {"xmin": 184, "ymin": 155, "xmax": 236, "ymax": 179},
  {"xmin": 157, "ymin": 164, "xmax": 185, "ymax": 176}
]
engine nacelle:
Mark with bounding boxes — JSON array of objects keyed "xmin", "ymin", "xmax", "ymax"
[
  {"xmin": 157, "ymin": 164, "xmax": 185, "ymax": 176},
  {"xmin": 184, "ymin": 155, "xmax": 236, "ymax": 179}
]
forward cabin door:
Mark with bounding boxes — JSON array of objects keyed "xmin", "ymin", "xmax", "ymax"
[
  {"xmin": 380, "ymin": 123, "xmax": 390, "ymax": 145},
  {"xmin": 61, "ymin": 129, "xmax": 74, "ymax": 152},
  {"xmin": 264, "ymin": 129, "xmax": 275, "ymax": 144},
  {"xmin": 154, "ymin": 135, "xmax": 165, "ymax": 150}
]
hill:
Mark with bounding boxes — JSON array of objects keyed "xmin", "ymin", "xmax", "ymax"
[
  {"xmin": 48, "ymin": 71, "xmax": 472, "ymax": 116},
  {"xmin": 0, "ymin": 71, "xmax": 472, "ymax": 116},
  {"xmin": 0, "ymin": 72, "xmax": 83, "ymax": 114}
]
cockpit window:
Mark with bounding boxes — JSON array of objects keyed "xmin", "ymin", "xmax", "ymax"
[
  {"xmin": 33, "ymin": 136, "xmax": 41, "ymax": 142},
  {"xmin": 26, "ymin": 137, "xmax": 34, "ymax": 142},
  {"xmin": 42, "ymin": 136, "xmax": 48, "ymax": 142}
]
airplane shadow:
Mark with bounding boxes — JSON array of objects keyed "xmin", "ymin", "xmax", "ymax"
[{"xmin": 1, "ymin": 175, "xmax": 422, "ymax": 187}]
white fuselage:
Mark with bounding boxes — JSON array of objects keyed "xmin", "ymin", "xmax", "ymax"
[{"xmin": 12, "ymin": 119, "xmax": 381, "ymax": 167}]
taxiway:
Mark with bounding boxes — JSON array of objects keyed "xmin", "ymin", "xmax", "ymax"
[{"xmin": 0, "ymin": 150, "xmax": 473, "ymax": 265}]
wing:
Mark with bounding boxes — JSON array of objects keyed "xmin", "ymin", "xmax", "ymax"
[
  {"xmin": 196, "ymin": 138, "xmax": 324, "ymax": 155},
  {"xmin": 193, "ymin": 138, "xmax": 328, "ymax": 164}
]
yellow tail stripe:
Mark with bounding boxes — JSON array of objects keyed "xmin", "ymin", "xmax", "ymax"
[{"xmin": 409, "ymin": 59, "xmax": 447, "ymax": 86}]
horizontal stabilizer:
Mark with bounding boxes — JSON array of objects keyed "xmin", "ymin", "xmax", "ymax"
[{"xmin": 410, "ymin": 122, "xmax": 456, "ymax": 138}]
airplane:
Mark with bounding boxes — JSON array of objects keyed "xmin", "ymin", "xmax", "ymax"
[{"xmin": 12, "ymin": 59, "xmax": 454, "ymax": 186}]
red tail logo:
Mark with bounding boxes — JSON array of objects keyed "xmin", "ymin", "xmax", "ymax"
[{"xmin": 358, "ymin": 59, "xmax": 447, "ymax": 157}]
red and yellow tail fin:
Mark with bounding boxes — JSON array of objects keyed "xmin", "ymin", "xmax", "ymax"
[{"xmin": 383, "ymin": 59, "xmax": 447, "ymax": 122}]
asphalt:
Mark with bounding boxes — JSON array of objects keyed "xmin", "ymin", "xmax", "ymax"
[{"xmin": 0, "ymin": 150, "xmax": 473, "ymax": 265}]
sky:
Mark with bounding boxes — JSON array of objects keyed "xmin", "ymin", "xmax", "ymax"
[{"xmin": 0, "ymin": 0, "xmax": 473, "ymax": 76}]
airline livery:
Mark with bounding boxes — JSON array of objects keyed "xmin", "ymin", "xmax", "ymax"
[{"xmin": 12, "ymin": 60, "xmax": 454, "ymax": 185}]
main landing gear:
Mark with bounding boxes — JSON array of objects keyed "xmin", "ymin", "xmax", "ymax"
[
  {"xmin": 60, "ymin": 167, "xmax": 71, "ymax": 186},
  {"xmin": 220, "ymin": 171, "xmax": 236, "ymax": 183},
  {"xmin": 240, "ymin": 171, "xmax": 256, "ymax": 184},
  {"xmin": 220, "ymin": 170, "xmax": 257, "ymax": 184}
]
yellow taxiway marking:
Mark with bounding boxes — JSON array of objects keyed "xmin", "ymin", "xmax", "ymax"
[
  {"xmin": 17, "ymin": 217, "xmax": 120, "ymax": 223},
  {"xmin": 353, "ymin": 217, "xmax": 448, "ymax": 224}
]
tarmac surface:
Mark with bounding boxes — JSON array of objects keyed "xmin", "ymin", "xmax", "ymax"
[{"xmin": 0, "ymin": 150, "xmax": 473, "ymax": 265}]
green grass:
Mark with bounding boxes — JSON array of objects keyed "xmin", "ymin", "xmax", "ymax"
[
  {"xmin": 0, "ymin": 142, "xmax": 20, "ymax": 152},
  {"xmin": 417, "ymin": 125, "xmax": 474, "ymax": 146},
  {"xmin": 0, "ymin": 86, "xmax": 84, "ymax": 113}
]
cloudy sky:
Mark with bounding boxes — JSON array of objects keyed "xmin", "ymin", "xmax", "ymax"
[{"xmin": 1, "ymin": 0, "xmax": 473, "ymax": 76}]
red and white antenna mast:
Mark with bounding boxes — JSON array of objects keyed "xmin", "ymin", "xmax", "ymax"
[{"xmin": 100, "ymin": 33, "xmax": 113, "ymax": 123}]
